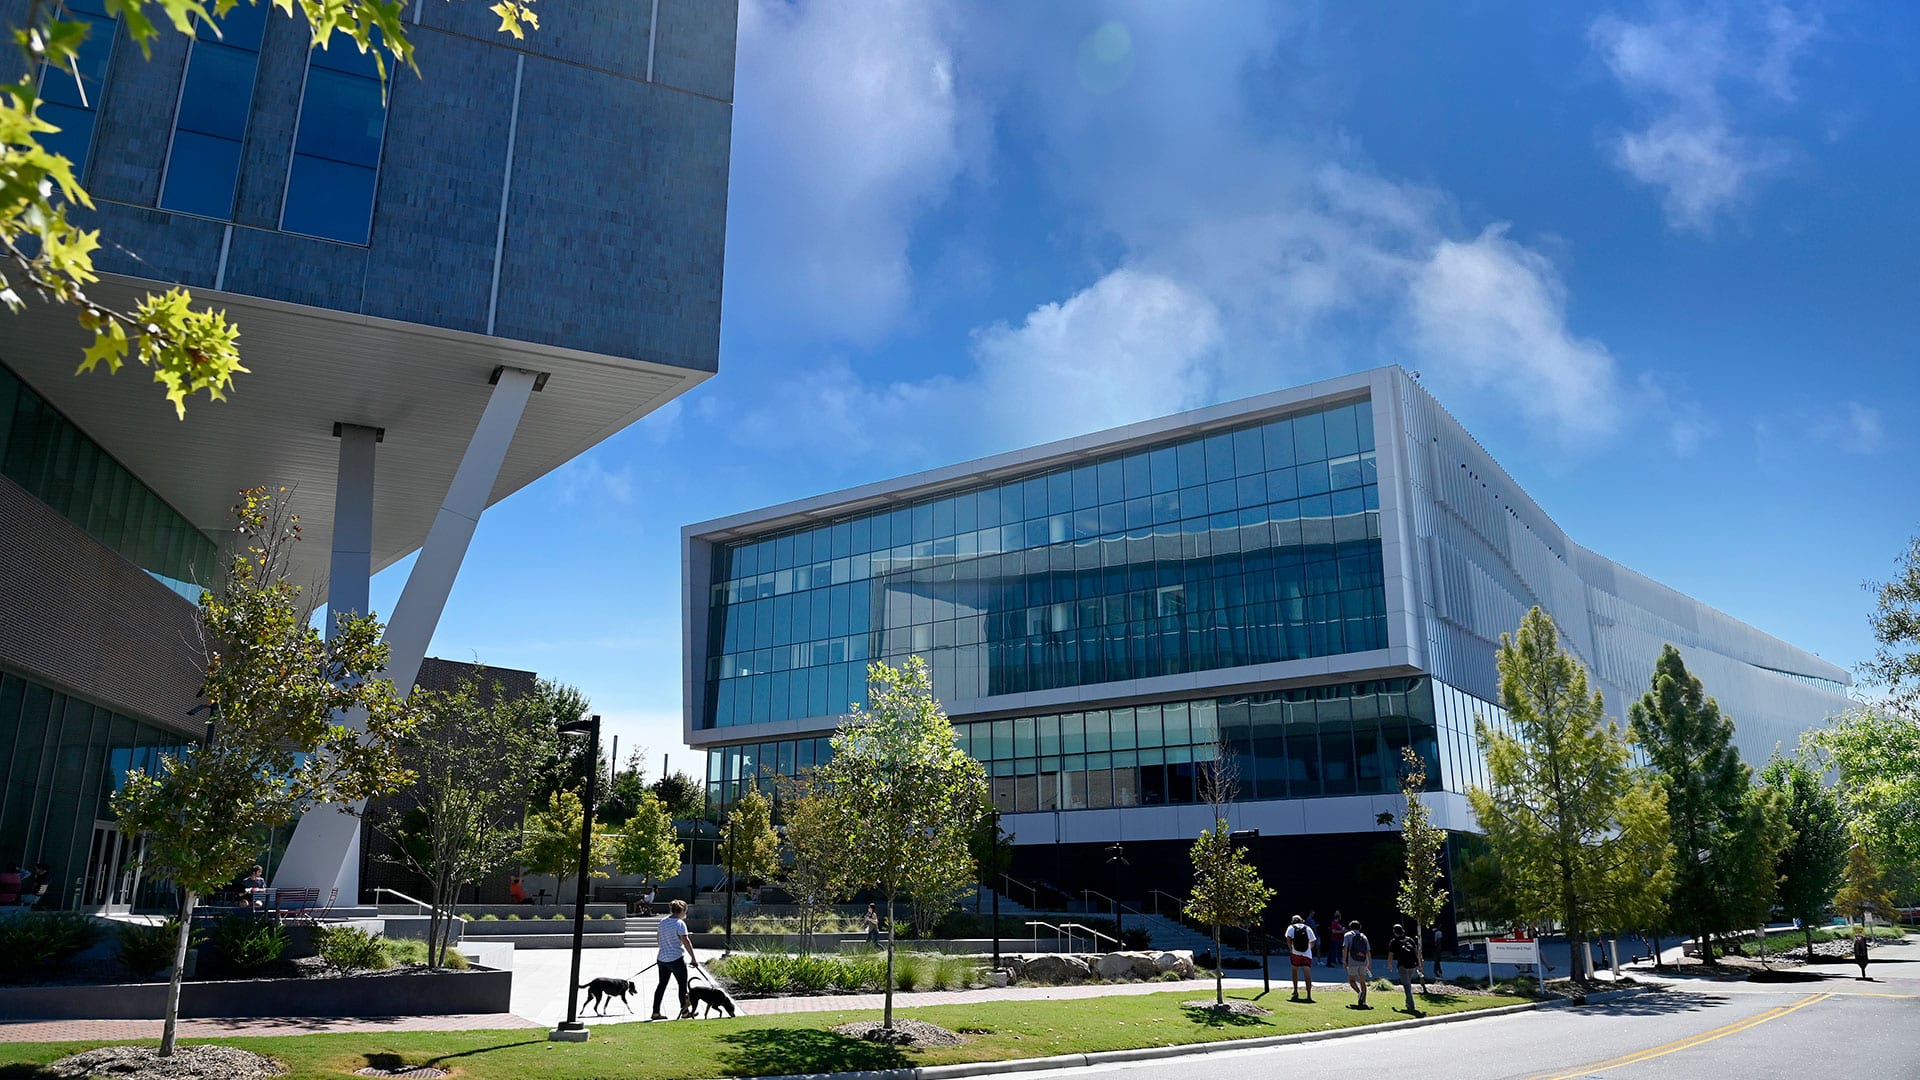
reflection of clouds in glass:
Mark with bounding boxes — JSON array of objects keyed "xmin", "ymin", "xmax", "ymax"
[{"xmin": 1077, "ymin": 21, "xmax": 1134, "ymax": 94}]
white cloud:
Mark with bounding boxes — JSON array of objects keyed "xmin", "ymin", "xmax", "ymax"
[
  {"xmin": 967, "ymin": 269, "xmax": 1224, "ymax": 445},
  {"xmin": 550, "ymin": 454, "xmax": 635, "ymax": 506},
  {"xmin": 727, "ymin": 0, "xmax": 978, "ymax": 344},
  {"xmin": 1590, "ymin": 4, "xmax": 1819, "ymax": 233},
  {"xmin": 1407, "ymin": 226, "xmax": 1626, "ymax": 446},
  {"xmin": 1821, "ymin": 402, "xmax": 1888, "ymax": 455}
]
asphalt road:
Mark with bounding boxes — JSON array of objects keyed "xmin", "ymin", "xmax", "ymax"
[{"xmin": 1058, "ymin": 941, "xmax": 1920, "ymax": 1080}]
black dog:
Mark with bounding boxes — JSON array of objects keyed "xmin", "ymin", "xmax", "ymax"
[
  {"xmin": 680, "ymin": 982, "xmax": 737, "ymax": 1019},
  {"xmin": 580, "ymin": 977, "xmax": 638, "ymax": 1016}
]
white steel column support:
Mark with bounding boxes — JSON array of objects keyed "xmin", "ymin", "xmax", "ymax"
[
  {"xmin": 327, "ymin": 423, "xmax": 381, "ymax": 639},
  {"xmin": 275, "ymin": 368, "xmax": 542, "ymax": 898}
]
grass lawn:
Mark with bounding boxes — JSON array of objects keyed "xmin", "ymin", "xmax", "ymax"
[{"xmin": 0, "ymin": 988, "xmax": 1527, "ymax": 1080}]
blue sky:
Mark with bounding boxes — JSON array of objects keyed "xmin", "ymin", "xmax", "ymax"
[{"xmin": 372, "ymin": 0, "xmax": 1917, "ymax": 774}]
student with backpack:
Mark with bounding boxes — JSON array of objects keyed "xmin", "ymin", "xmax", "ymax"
[
  {"xmin": 1343, "ymin": 919, "xmax": 1372, "ymax": 1009},
  {"xmin": 1286, "ymin": 914, "xmax": 1318, "ymax": 1002},
  {"xmin": 1390, "ymin": 924, "xmax": 1422, "ymax": 1016}
]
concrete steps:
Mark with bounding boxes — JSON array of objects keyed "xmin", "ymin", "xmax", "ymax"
[{"xmin": 625, "ymin": 918, "xmax": 660, "ymax": 949}]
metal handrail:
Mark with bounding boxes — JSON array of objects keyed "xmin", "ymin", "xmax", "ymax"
[
  {"xmin": 1148, "ymin": 888, "xmax": 1185, "ymax": 917},
  {"xmin": 1060, "ymin": 922, "xmax": 1120, "ymax": 950},
  {"xmin": 374, "ymin": 887, "xmax": 467, "ymax": 923},
  {"xmin": 1083, "ymin": 888, "xmax": 1118, "ymax": 916},
  {"xmin": 1000, "ymin": 874, "xmax": 1042, "ymax": 909},
  {"xmin": 1025, "ymin": 919, "xmax": 1074, "ymax": 953}
]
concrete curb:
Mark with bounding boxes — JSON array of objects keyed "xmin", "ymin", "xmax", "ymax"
[{"xmin": 727, "ymin": 986, "xmax": 1656, "ymax": 1080}]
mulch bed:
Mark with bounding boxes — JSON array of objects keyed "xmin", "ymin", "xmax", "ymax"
[
  {"xmin": 831, "ymin": 1019, "xmax": 967, "ymax": 1047},
  {"xmin": 48, "ymin": 1046, "xmax": 284, "ymax": 1080},
  {"xmin": 1180, "ymin": 999, "xmax": 1272, "ymax": 1017}
]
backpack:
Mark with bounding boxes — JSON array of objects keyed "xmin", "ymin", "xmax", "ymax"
[
  {"xmin": 1393, "ymin": 936, "xmax": 1419, "ymax": 967},
  {"xmin": 1291, "ymin": 925, "xmax": 1311, "ymax": 952},
  {"xmin": 1347, "ymin": 931, "xmax": 1369, "ymax": 961}
]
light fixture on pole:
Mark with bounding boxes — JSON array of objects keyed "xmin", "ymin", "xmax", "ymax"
[{"xmin": 549, "ymin": 713, "xmax": 601, "ymax": 1043}]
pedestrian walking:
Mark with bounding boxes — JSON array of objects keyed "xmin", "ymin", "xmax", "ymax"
[
  {"xmin": 1429, "ymin": 923, "xmax": 1445, "ymax": 978},
  {"xmin": 1286, "ymin": 914, "xmax": 1318, "ymax": 1002},
  {"xmin": 1391, "ymin": 924, "xmax": 1422, "ymax": 1016},
  {"xmin": 1343, "ymin": 919, "xmax": 1372, "ymax": 1009},
  {"xmin": 1327, "ymin": 910, "xmax": 1345, "ymax": 967},
  {"xmin": 865, "ymin": 903, "xmax": 881, "ymax": 947},
  {"xmin": 651, "ymin": 899, "xmax": 698, "ymax": 1019},
  {"xmin": 1854, "ymin": 927, "xmax": 1871, "ymax": 981}
]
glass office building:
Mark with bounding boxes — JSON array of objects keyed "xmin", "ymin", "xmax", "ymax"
[{"xmin": 684, "ymin": 367, "xmax": 1852, "ymax": 918}]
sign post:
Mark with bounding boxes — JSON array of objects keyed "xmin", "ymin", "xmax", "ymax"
[{"xmin": 1487, "ymin": 933, "xmax": 1543, "ymax": 992}]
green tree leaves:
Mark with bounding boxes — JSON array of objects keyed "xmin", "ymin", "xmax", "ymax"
[
  {"xmin": 1811, "ymin": 708, "xmax": 1920, "ymax": 875},
  {"xmin": 111, "ymin": 486, "xmax": 416, "ymax": 1052},
  {"xmin": 1759, "ymin": 749, "xmax": 1847, "ymax": 962},
  {"xmin": 808, "ymin": 657, "xmax": 987, "ymax": 1029},
  {"xmin": 1468, "ymin": 607, "xmax": 1674, "ymax": 981},
  {"xmin": 1629, "ymin": 645, "xmax": 1789, "ymax": 962},
  {"xmin": 519, "ymin": 788, "xmax": 613, "ymax": 885},
  {"xmin": 1184, "ymin": 820, "xmax": 1273, "ymax": 1005},
  {"xmin": 721, "ymin": 788, "xmax": 781, "ymax": 886},
  {"xmin": 612, "ymin": 792, "xmax": 683, "ymax": 883},
  {"xmin": 1396, "ymin": 746, "xmax": 1448, "ymax": 970},
  {"xmin": 370, "ymin": 671, "xmax": 555, "ymax": 968}
]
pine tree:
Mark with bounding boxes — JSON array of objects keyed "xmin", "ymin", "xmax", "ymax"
[
  {"xmin": 1760, "ymin": 750, "xmax": 1848, "ymax": 962},
  {"xmin": 1468, "ymin": 607, "xmax": 1674, "ymax": 982},
  {"xmin": 1629, "ymin": 645, "xmax": 1789, "ymax": 963}
]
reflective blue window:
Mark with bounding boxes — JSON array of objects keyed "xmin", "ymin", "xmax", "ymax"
[
  {"xmin": 37, "ymin": 0, "xmax": 118, "ymax": 171},
  {"xmin": 159, "ymin": 3, "xmax": 269, "ymax": 219},
  {"xmin": 702, "ymin": 397, "xmax": 1386, "ymax": 728},
  {"xmin": 282, "ymin": 44, "xmax": 386, "ymax": 244}
]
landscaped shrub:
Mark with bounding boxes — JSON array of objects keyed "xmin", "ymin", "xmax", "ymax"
[
  {"xmin": 311, "ymin": 925, "xmax": 391, "ymax": 974},
  {"xmin": 790, "ymin": 953, "xmax": 835, "ymax": 993},
  {"xmin": 0, "ymin": 911, "xmax": 103, "ymax": 978},
  {"xmin": 477, "ymin": 914, "xmax": 499, "ymax": 921},
  {"xmin": 710, "ymin": 948, "xmax": 964, "ymax": 995},
  {"xmin": 117, "ymin": 919, "xmax": 194, "ymax": 979},
  {"xmin": 209, "ymin": 913, "xmax": 288, "ymax": 971},
  {"xmin": 712, "ymin": 950, "xmax": 794, "ymax": 995},
  {"xmin": 381, "ymin": 937, "xmax": 469, "ymax": 969}
]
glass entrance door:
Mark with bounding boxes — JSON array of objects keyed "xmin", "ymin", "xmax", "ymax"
[{"xmin": 83, "ymin": 821, "xmax": 144, "ymax": 910}]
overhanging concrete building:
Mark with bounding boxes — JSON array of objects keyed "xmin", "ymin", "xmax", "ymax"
[
  {"xmin": 682, "ymin": 366, "xmax": 1851, "ymax": 925},
  {"xmin": 1, "ymin": 0, "xmax": 736, "ymax": 909}
]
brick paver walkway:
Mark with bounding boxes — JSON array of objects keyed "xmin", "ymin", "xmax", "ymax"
[
  {"xmin": 0, "ymin": 1014, "xmax": 536, "ymax": 1043},
  {"xmin": 0, "ymin": 975, "xmax": 1289, "ymax": 1042}
]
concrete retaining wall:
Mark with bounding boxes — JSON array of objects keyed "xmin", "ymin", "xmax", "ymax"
[{"xmin": 0, "ymin": 967, "xmax": 512, "ymax": 1020}]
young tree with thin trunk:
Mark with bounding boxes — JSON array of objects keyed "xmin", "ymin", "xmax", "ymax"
[
  {"xmin": 519, "ymin": 789, "xmax": 614, "ymax": 895},
  {"xmin": 1184, "ymin": 738, "xmax": 1273, "ymax": 1006},
  {"xmin": 1468, "ymin": 607, "xmax": 1674, "ymax": 982},
  {"xmin": 1629, "ymin": 645, "xmax": 1788, "ymax": 963},
  {"xmin": 372, "ymin": 672, "xmax": 554, "ymax": 967},
  {"xmin": 1760, "ymin": 750, "xmax": 1847, "ymax": 962},
  {"xmin": 721, "ymin": 788, "xmax": 781, "ymax": 893},
  {"xmin": 1834, "ymin": 843, "xmax": 1897, "ymax": 927},
  {"xmin": 774, "ymin": 774, "xmax": 853, "ymax": 955},
  {"xmin": 612, "ymin": 792, "xmax": 683, "ymax": 886},
  {"xmin": 811, "ymin": 657, "xmax": 987, "ymax": 1030},
  {"xmin": 1396, "ymin": 746, "xmax": 1448, "ymax": 978},
  {"xmin": 113, "ymin": 488, "xmax": 415, "ymax": 1055}
]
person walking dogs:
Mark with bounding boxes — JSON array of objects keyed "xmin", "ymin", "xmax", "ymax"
[
  {"xmin": 1391, "ymin": 924, "xmax": 1422, "ymax": 1016},
  {"xmin": 1287, "ymin": 914, "xmax": 1318, "ymax": 1002},
  {"xmin": 651, "ymin": 899, "xmax": 698, "ymax": 1020},
  {"xmin": 865, "ymin": 903, "xmax": 881, "ymax": 947},
  {"xmin": 1854, "ymin": 927, "xmax": 1871, "ymax": 981},
  {"xmin": 1343, "ymin": 919, "xmax": 1372, "ymax": 1009}
]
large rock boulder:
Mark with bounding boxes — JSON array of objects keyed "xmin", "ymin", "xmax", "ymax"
[
  {"xmin": 1154, "ymin": 951, "xmax": 1195, "ymax": 978},
  {"xmin": 1094, "ymin": 952, "xmax": 1141, "ymax": 979},
  {"xmin": 1021, "ymin": 954, "xmax": 1090, "ymax": 984}
]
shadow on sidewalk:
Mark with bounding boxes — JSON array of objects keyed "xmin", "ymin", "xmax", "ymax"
[{"xmin": 714, "ymin": 1028, "xmax": 910, "ymax": 1078}]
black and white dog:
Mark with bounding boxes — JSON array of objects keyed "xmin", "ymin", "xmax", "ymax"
[
  {"xmin": 579, "ymin": 977, "xmax": 639, "ymax": 1016},
  {"xmin": 680, "ymin": 976, "xmax": 737, "ymax": 1019}
]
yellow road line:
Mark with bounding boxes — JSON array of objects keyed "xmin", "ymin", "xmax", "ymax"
[{"xmin": 1526, "ymin": 993, "xmax": 1830, "ymax": 1080}]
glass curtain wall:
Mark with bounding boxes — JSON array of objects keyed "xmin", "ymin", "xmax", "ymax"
[
  {"xmin": 704, "ymin": 398, "xmax": 1385, "ymax": 728},
  {"xmin": 158, "ymin": 1, "xmax": 270, "ymax": 218},
  {"xmin": 0, "ymin": 669, "xmax": 194, "ymax": 911},
  {"xmin": 703, "ymin": 676, "xmax": 1443, "ymax": 816},
  {"xmin": 36, "ymin": 0, "xmax": 118, "ymax": 171},
  {"xmin": 0, "ymin": 361, "xmax": 215, "ymax": 599}
]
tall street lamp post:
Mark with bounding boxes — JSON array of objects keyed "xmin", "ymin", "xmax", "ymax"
[
  {"xmin": 1230, "ymin": 829, "xmax": 1268, "ymax": 994},
  {"xmin": 550, "ymin": 713, "xmax": 601, "ymax": 1043}
]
